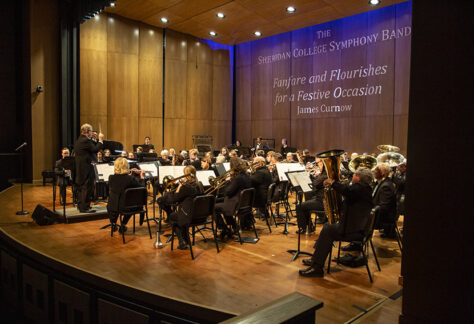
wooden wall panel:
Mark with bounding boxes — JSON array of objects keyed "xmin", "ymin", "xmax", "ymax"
[
  {"xmin": 81, "ymin": 15, "xmax": 232, "ymax": 153},
  {"xmin": 236, "ymin": 3, "xmax": 411, "ymax": 155}
]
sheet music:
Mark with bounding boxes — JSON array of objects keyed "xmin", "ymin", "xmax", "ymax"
[
  {"xmin": 276, "ymin": 163, "xmax": 305, "ymax": 181},
  {"xmin": 137, "ymin": 162, "xmax": 158, "ymax": 177},
  {"xmin": 158, "ymin": 166, "xmax": 185, "ymax": 184},
  {"xmin": 196, "ymin": 170, "xmax": 216, "ymax": 186},
  {"xmin": 223, "ymin": 162, "xmax": 230, "ymax": 171},
  {"xmin": 95, "ymin": 163, "xmax": 115, "ymax": 182},
  {"xmin": 291, "ymin": 171, "xmax": 313, "ymax": 193}
]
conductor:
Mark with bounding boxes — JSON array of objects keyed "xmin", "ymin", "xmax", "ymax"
[{"xmin": 74, "ymin": 123, "xmax": 104, "ymax": 213}]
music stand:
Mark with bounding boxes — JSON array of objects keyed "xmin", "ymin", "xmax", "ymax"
[{"xmin": 13, "ymin": 143, "xmax": 29, "ymax": 215}]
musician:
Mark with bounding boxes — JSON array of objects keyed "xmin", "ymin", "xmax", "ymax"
[
  {"xmin": 302, "ymin": 149, "xmax": 312, "ymax": 164},
  {"xmin": 255, "ymin": 137, "xmax": 269, "ymax": 151},
  {"xmin": 286, "ymin": 152, "xmax": 296, "ymax": 163},
  {"xmin": 229, "ymin": 150, "xmax": 238, "ymax": 158},
  {"xmin": 295, "ymin": 158, "xmax": 328, "ymax": 231},
  {"xmin": 107, "ymin": 158, "xmax": 146, "ymax": 233},
  {"xmin": 201, "ymin": 152, "xmax": 216, "ymax": 172},
  {"xmin": 215, "ymin": 157, "xmax": 252, "ymax": 240},
  {"xmin": 215, "ymin": 155, "xmax": 226, "ymax": 164},
  {"xmin": 136, "ymin": 146, "xmax": 144, "ymax": 154},
  {"xmin": 97, "ymin": 151, "xmax": 104, "ymax": 163},
  {"xmin": 172, "ymin": 154, "xmax": 185, "ymax": 166},
  {"xmin": 299, "ymin": 167, "xmax": 374, "ymax": 277},
  {"xmin": 144, "ymin": 136, "xmax": 154, "ymax": 150},
  {"xmin": 159, "ymin": 150, "xmax": 171, "ymax": 165},
  {"xmin": 74, "ymin": 123, "xmax": 103, "ymax": 213},
  {"xmin": 372, "ymin": 163, "xmax": 397, "ymax": 238},
  {"xmin": 392, "ymin": 162, "xmax": 406, "ymax": 217},
  {"xmin": 266, "ymin": 151, "xmax": 274, "ymax": 164},
  {"xmin": 269, "ymin": 152, "xmax": 282, "ymax": 183},
  {"xmin": 120, "ymin": 151, "xmax": 128, "ymax": 157},
  {"xmin": 180, "ymin": 150, "xmax": 188, "ymax": 160},
  {"xmin": 281, "ymin": 138, "xmax": 290, "ymax": 156},
  {"xmin": 127, "ymin": 151, "xmax": 136, "ymax": 160},
  {"xmin": 220, "ymin": 147, "xmax": 229, "ymax": 161},
  {"xmin": 256, "ymin": 149, "xmax": 265, "ymax": 158},
  {"xmin": 157, "ymin": 165, "xmax": 201, "ymax": 250},
  {"xmin": 250, "ymin": 156, "xmax": 272, "ymax": 213},
  {"xmin": 184, "ymin": 148, "xmax": 201, "ymax": 170},
  {"xmin": 235, "ymin": 140, "xmax": 242, "ymax": 147},
  {"xmin": 169, "ymin": 148, "xmax": 175, "ymax": 158},
  {"xmin": 55, "ymin": 147, "xmax": 72, "ymax": 203},
  {"xmin": 103, "ymin": 149, "xmax": 112, "ymax": 162}
]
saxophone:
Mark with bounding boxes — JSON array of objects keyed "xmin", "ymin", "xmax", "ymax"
[{"xmin": 316, "ymin": 149, "xmax": 345, "ymax": 224}]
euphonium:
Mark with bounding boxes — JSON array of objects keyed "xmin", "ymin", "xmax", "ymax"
[
  {"xmin": 317, "ymin": 149, "xmax": 345, "ymax": 224},
  {"xmin": 348, "ymin": 155, "xmax": 378, "ymax": 172}
]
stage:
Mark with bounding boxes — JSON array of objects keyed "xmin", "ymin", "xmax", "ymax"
[{"xmin": 0, "ymin": 184, "xmax": 402, "ymax": 323}]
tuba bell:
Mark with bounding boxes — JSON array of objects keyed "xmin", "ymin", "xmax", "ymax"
[
  {"xmin": 376, "ymin": 152, "xmax": 406, "ymax": 168},
  {"xmin": 317, "ymin": 149, "xmax": 345, "ymax": 224},
  {"xmin": 348, "ymin": 155, "xmax": 378, "ymax": 173},
  {"xmin": 377, "ymin": 144, "xmax": 400, "ymax": 153}
]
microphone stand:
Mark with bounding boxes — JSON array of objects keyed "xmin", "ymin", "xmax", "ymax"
[{"xmin": 15, "ymin": 143, "xmax": 28, "ymax": 215}]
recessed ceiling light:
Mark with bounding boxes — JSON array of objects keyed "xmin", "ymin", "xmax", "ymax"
[
  {"xmin": 286, "ymin": 6, "xmax": 296, "ymax": 13},
  {"xmin": 254, "ymin": 31, "xmax": 262, "ymax": 37},
  {"xmin": 110, "ymin": 2, "xmax": 115, "ymax": 7},
  {"xmin": 369, "ymin": 0, "xmax": 380, "ymax": 6},
  {"xmin": 216, "ymin": 12, "xmax": 225, "ymax": 19},
  {"xmin": 161, "ymin": 17, "xmax": 168, "ymax": 23},
  {"xmin": 209, "ymin": 31, "xmax": 217, "ymax": 37}
]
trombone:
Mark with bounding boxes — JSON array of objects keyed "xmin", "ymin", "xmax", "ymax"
[{"xmin": 163, "ymin": 174, "xmax": 195, "ymax": 191}]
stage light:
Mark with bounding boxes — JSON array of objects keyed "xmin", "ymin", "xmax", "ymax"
[
  {"xmin": 216, "ymin": 12, "xmax": 225, "ymax": 19},
  {"xmin": 134, "ymin": 29, "xmax": 139, "ymax": 36},
  {"xmin": 94, "ymin": 14, "xmax": 99, "ymax": 20},
  {"xmin": 369, "ymin": 0, "xmax": 381, "ymax": 5},
  {"xmin": 149, "ymin": 30, "xmax": 154, "ymax": 35},
  {"xmin": 254, "ymin": 31, "xmax": 262, "ymax": 37},
  {"xmin": 161, "ymin": 17, "xmax": 168, "ymax": 23},
  {"xmin": 110, "ymin": 2, "xmax": 115, "ymax": 7},
  {"xmin": 209, "ymin": 31, "xmax": 217, "ymax": 37},
  {"xmin": 286, "ymin": 6, "xmax": 296, "ymax": 13}
]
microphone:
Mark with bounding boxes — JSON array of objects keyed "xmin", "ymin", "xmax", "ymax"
[{"xmin": 15, "ymin": 142, "xmax": 27, "ymax": 152}]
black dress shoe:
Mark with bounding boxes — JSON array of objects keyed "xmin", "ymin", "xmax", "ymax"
[
  {"xmin": 341, "ymin": 242, "xmax": 362, "ymax": 252},
  {"xmin": 302, "ymin": 258, "xmax": 313, "ymax": 266},
  {"xmin": 299, "ymin": 266, "xmax": 324, "ymax": 277}
]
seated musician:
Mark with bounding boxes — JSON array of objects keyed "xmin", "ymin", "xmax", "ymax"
[
  {"xmin": 299, "ymin": 167, "xmax": 374, "ymax": 277},
  {"xmin": 201, "ymin": 152, "xmax": 216, "ymax": 172},
  {"xmin": 107, "ymin": 158, "xmax": 146, "ymax": 233},
  {"xmin": 159, "ymin": 150, "xmax": 171, "ymax": 165},
  {"xmin": 103, "ymin": 149, "xmax": 113, "ymax": 162},
  {"xmin": 180, "ymin": 150, "xmax": 188, "ymax": 160},
  {"xmin": 136, "ymin": 146, "xmax": 144, "ymax": 154},
  {"xmin": 229, "ymin": 150, "xmax": 238, "ymax": 158},
  {"xmin": 235, "ymin": 140, "xmax": 242, "ymax": 147},
  {"xmin": 255, "ymin": 137, "xmax": 269, "ymax": 151},
  {"xmin": 97, "ymin": 150, "xmax": 104, "ymax": 163},
  {"xmin": 302, "ymin": 149, "xmax": 312, "ymax": 164},
  {"xmin": 250, "ymin": 156, "xmax": 272, "ymax": 216},
  {"xmin": 269, "ymin": 152, "xmax": 282, "ymax": 182},
  {"xmin": 266, "ymin": 151, "xmax": 274, "ymax": 164},
  {"xmin": 120, "ymin": 151, "xmax": 128, "ymax": 158},
  {"xmin": 127, "ymin": 151, "xmax": 136, "ymax": 160},
  {"xmin": 286, "ymin": 152, "xmax": 296, "ymax": 163},
  {"xmin": 169, "ymin": 148, "xmax": 175, "ymax": 158},
  {"xmin": 296, "ymin": 158, "xmax": 328, "ymax": 232},
  {"xmin": 55, "ymin": 147, "xmax": 73, "ymax": 202},
  {"xmin": 372, "ymin": 163, "xmax": 397, "ymax": 238},
  {"xmin": 215, "ymin": 155, "xmax": 226, "ymax": 164},
  {"xmin": 214, "ymin": 157, "xmax": 252, "ymax": 240},
  {"xmin": 281, "ymin": 138, "xmax": 290, "ymax": 156},
  {"xmin": 172, "ymin": 154, "xmax": 184, "ymax": 166},
  {"xmin": 256, "ymin": 149, "xmax": 265, "ymax": 158},
  {"xmin": 157, "ymin": 165, "xmax": 201, "ymax": 250},
  {"xmin": 144, "ymin": 136, "xmax": 154, "ymax": 150},
  {"xmin": 184, "ymin": 148, "xmax": 201, "ymax": 170},
  {"xmin": 220, "ymin": 147, "xmax": 229, "ymax": 161}
]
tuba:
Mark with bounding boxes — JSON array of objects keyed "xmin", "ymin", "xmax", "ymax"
[
  {"xmin": 317, "ymin": 149, "xmax": 345, "ymax": 224},
  {"xmin": 348, "ymin": 155, "xmax": 378, "ymax": 172}
]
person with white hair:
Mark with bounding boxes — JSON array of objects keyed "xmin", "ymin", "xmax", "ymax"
[
  {"xmin": 159, "ymin": 149, "xmax": 171, "ymax": 165},
  {"xmin": 74, "ymin": 123, "xmax": 104, "ymax": 213}
]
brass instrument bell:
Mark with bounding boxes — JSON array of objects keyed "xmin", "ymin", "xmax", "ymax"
[
  {"xmin": 376, "ymin": 152, "xmax": 406, "ymax": 168},
  {"xmin": 377, "ymin": 144, "xmax": 400, "ymax": 152},
  {"xmin": 348, "ymin": 155, "xmax": 378, "ymax": 172}
]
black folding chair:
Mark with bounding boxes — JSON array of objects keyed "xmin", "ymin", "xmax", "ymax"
[
  {"xmin": 261, "ymin": 182, "xmax": 278, "ymax": 232},
  {"xmin": 328, "ymin": 209, "xmax": 381, "ymax": 283},
  {"xmin": 233, "ymin": 188, "xmax": 258, "ymax": 244},
  {"xmin": 170, "ymin": 195, "xmax": 219, "ymax": 260},
  {"xmin": 112, "ymin": 187, "xmax": 151, "ymax": 244}
]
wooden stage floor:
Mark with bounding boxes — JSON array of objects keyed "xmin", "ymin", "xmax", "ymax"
[{"xmin": 0, "ymin": 184, "xmax": 403, "ymax": 323}]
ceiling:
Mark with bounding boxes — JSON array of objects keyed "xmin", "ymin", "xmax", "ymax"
[{"xmin": 106, "ymin": 0, "xmax": 408, "ymax": 45}]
